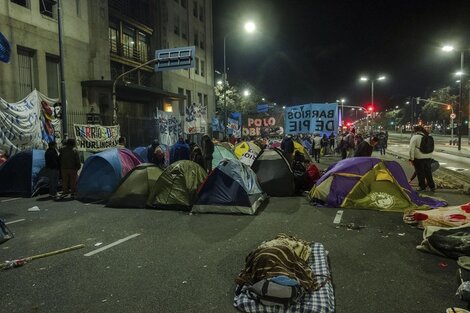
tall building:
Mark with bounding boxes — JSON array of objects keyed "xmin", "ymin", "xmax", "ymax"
[{"xmin": 0, "ymin": 0, "xmax": 214, "ymax": 147}]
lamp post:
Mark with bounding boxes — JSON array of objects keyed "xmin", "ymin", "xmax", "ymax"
[
  {"xmin": 112, "ymin": 58, "xmax": 158, "ymax": 125},
  {"xmin": 336, "ymin": 98, "xmax": 346, "ymax": 126},
  {"xmin": 442, "ymin": 45, "xmax": 466, "ymax": 150},
  {"xmin": 222, "ymin": 21, "xmax": 256, "ymax": 138},
  {"xmin": 360, "ymin": 75, "xmax": 386, "ymax": 133}
]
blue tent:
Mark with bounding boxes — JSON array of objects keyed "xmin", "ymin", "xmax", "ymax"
[
  {"xmin": 133, "ymin": 146, "xmax": 149, "ymax": 163},
  {"xmin": 192, "ymin": 159, "xmax": 267, "ymax": 215},
  {"xmin": 76, "ymin": 148, "xmax": 141, "ymax": 201},
  {"xmin": 0, "ymin": 150, "xmax": 45, "ymax": 197}
]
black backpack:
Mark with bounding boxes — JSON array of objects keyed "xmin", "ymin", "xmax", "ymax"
[{"xmin": 419, "ymin": 134, "xmax": 434, "ymax": 154}]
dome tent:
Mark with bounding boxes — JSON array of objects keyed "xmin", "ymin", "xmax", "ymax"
[
  {"xmin": 251, "ymin": 148, "xmax": 295, "ymax": 197},
  {"xmin": 107, "ymin": 164, "xmax": 163, "ymax": 208},
  {"xmin": 76, "ymin": 148, "xmax": 141, "ymax": 201},
  {"xmin": 147, "ymin": 160, "xmax": 207, "ymax": 211},
  {"xmin": 193, "ymin": 159, "xmax": 267, "ymax": 215},
  {"xmin": 308, "ymin": 157, "xmax": 447, "ymax": 212},
  {"xmin": 212, "ymin": 144, "xmax": 237, "ymax": 169}
]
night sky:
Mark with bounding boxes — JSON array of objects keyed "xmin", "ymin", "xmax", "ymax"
[{"xmin": 213, "ymin": 0, "xmax": 470, "ymax": 113}]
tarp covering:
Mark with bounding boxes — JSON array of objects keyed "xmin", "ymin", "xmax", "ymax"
[
  {"xmin": 76, "ymin": 148, "xmax": 141, "ymax": 201},
  {"xmin": 234, "ymin": 141, "xmax": 262, "ymax": 166},
  {"xmin": 133, "ymin": 146, "xmax": 149, "ymax": 163},
  {"xmin": 0, "ymin": 149, "xmax": 44, "ymax": 197},
  {"xmin": 107, "ymin": 164, "xmax": 163, "ymax": 208},
  {"xmin": 251, "ymin": 148, "xmax": 295, "ymax": 197},
  {"xmin": 417, "ymin": 225, "xmax": 470, "ymax": 259},
  {"xmin": 212, "ymin": 144, "xmax": 237, "ymax": 169},
  {"xmin": 193, "ymin": 159, "xmax": 266, "ymax": 215},
  {"xmin": 147, "ymin": 160, "xmax": 207, "ymax": 210},
  {"xmin": 405, "ymin": 205, "xmax": 470, "ymax": 228},
  {"xmin": 309, "ymin": 157, "xmax": 447, "ymax": 212}
]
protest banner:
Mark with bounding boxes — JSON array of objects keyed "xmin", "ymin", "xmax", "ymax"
[
  {"xmin": 284, "ymin": 103, "xmax": 338, "ymax": 135},
  {"xmin": 184, "ymin": 102, "xmax": 207, "ymax": 134},
  {"xmin": 0, "ymin": 90, "xmax": 62, "ymax": 156},
  {"xmin": 157, "ymin": 110, "xmax": 182, "ymax": 146},
  {"xmin": 74, "ymin": 124, "xmax": 120, "ymax": 152},
  {"xmin": 242, "ymin": 112, "xmax": 284, "ymax": 137}
]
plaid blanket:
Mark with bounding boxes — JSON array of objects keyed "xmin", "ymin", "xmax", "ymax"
[{"xmin": 233, "ymin": 243, "xmax": 335, "ymax": 313}]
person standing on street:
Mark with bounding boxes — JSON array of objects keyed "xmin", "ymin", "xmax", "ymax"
[
  {"xmin": 378, "ymin": 132, "xmax": 387, "ymax": 155},
  {"xmin": 170, "ymin": 137, "xmax": 190, "ymax": 164},
  {"xmin": 45, "ymin": 141, "xmax": 60, "ymax": 199},
  {"xmin": 312, "ymin": 133, "xmax": 322, "ymax": 163},
  {"xmin": 201, "ymin": 134, "xmax": 214, "ymax": 172},
  {"xmin": 328, "ymin": 133, "xmax": 335, "ymax": 155},
  {"xmin": 409, "ymin": 125, "xmax": 435, "ymax": 192},
  {"xmin": 345, "ymin": 128, "xmax": 356, "ymax": 157},
  {"xmin": 59, "ymin": 139, "xmax": 81, "ymax": 198},
  {"xmin": 354, "ymin": 136, "xmax": 379, "ymax": 157}
]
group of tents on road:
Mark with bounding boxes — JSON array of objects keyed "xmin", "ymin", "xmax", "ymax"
[{"xmin": 0, "ymin": 139, "xmax": 449, "ymax": 217}]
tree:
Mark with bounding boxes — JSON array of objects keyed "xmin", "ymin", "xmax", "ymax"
[{"xmin": 420, "ymin": 86, "xmax": 457, "ymax": 123}]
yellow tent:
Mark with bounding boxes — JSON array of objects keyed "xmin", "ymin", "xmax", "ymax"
[
  {"xmin": 234, "ymin": 141, "xmax": 262, "ymax": 166},
  {"xmin": 293, "ymin": 141, "xmax": 313, "ymax": 162}
]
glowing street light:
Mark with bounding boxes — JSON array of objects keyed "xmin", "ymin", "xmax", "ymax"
[
  {"xmin": 243, "ymin": 89, "xmax": 251, "ymax": 97},
  {"xmin": 217, "ymin": 80, "xmax": 223, "ymax": 85},
  {"xmin": 442, "ymin": 44, "xmax": 466, "ymax": 149},
  {"xmin": 244, "ymin": 21, "xmax": 256, "ymax": 33}
]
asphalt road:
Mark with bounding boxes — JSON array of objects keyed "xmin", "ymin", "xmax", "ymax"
[{"xmin": 1, "ymin": 155, "xmax": 469, "ymax": 313}]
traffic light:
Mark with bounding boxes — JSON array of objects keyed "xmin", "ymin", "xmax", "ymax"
[{"xmin": 368, "ymin": 106, "xmax": 374, "ymax": 112}]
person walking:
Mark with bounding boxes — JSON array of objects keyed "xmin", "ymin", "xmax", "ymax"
[
  {"xmin": 59, "ymin": 139, "xmax": 81, "ymax": 198},
  {"xmin": 345, "ymin": 129, "xmax": 356, "ymax": 158},
  {"xmin": 409, "ymin": 125, "xmax": 435, "ymax": 192},
  {"xmin": 354, "ymin": 136, "xmax": 379, "ymax": 157},
  {"xmin": 378, "ymin": 132, "xmax": 387, "ymax": 155},
  {"xmin": 45, "ymin": 141, "xmax": 60, "ymax": 199},
  {"xmin": 321, "ymin": 134, "xmax": 329, "ymax": 155},
  {"xmin": 328, "ymin": 133, "xmax": 335, "ymax": 155},
  {"xmin": 201, "ymin": 134, "xmax": 214, "ymax": 172},
  {"xmin": 312, "ymin": 133, "xmax": 322, "ymax": 163}
]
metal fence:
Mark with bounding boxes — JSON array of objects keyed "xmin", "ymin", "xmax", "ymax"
[{"xmin": 66, "ymin": 110, "xmax": 157, "ymax": 149}]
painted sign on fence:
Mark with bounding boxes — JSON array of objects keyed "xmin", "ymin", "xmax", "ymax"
[
  {"xmin": 284, "ymin": 103, "xmax": 338, "ymax": 135},
  {"xmin": 74, "ymin": 124, "xmax": 120, "ymax": 151},
  {"xmin": 184, "ymin": 102, "xmax": 207, "ymax": 134}
]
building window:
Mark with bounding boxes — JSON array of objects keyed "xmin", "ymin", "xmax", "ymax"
[
  {"xmin": 204, "ymin": 94, "xmax": 208, "ymax": 107},
  {"xmin": 193, "ymin": 31, "xmax": 198, "ymax": 47},
  {"xmin": 178, "ymin": 87, "xmax": 184, "ymax": 113},
  {"xmin": 46, "ymin": 55, "xmax": 60, "ymax": 98},
  {"xmin": 11, "ymin": 0, "xmax": 29, "ymax": 8},
  {"xmin": 75, "ymin": 0, "xmax": 81, "ymax": 17},
  {"xmin": 195, "ymin": 57, "xmax": 199, "ymax": 75},
  {"xmin": 198, "ymin": 92, "xmax": 202, "ymax": 105},
  {"xmin": 181, "ymin": 0, "xmax": 187, "ymax": 9},
  {"xmin": 137, "ymin": 32, "xmax": 149, "ymax": 62},
  {"xmin": 122, "ymin": 25, "xmax": 135, "ymax": 59},
  {"xmin": 174, "ymin": 16, "xmax": 180, "ymax": 35},
  {"xmin": 186, "ymin": 90, "xmax": 192, "ymax": 112},
  {"xmin": 109, "ymin": 26, "xmax": 118, "ymax": 54},
  {"xmin": 193, "ymin": 1, "xmax": 198, "ymax": 17},
  {"xmin": 40, "ymin": 0, "xmax": 57, "ymax": 19},
  {"xmin": 200, "ymin": 37, "xmax": 204, "ymax": 50},
  {"xmin": 17, "ymin": 47, "xmax": 36, "ymax": 97},
  {"xmin": 199, "ymin": 5, "xmax": 204, "ymax": 22},
  {"xmin": 200, "ymin": 60, "xmax": 205, "ymax": 77}
]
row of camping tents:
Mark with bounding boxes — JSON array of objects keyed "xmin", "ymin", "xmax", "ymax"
[{"xmin": 0, "ymin": 142, "xmax": 446, "ymax": 214}]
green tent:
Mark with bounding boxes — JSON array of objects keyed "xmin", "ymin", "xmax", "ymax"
[
  {"xmin": 147, "ymin": 160, "xmax": 207, "ymax": 211},
  {"xmin": 212, "ymin": 144, "xmax": 237, "ymax": 169},
  {"xmin": 107, "ymin": 164, "xmax": 163, "ymax": 208}
]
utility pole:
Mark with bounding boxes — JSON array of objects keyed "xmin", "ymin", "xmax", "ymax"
[{"xmin": 57, "ymin": 0, "xmax": 68, "ymax": 139}]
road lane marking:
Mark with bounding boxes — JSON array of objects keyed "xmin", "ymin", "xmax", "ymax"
[
  {"xmin": 1, "ymin": 198, "xmax": 21, "ymax": 203},
  {"xmin": 84, "ymin": 233, "xmax": 141, "ymax": 257},
  {"xmin": 5, "ymin": 219, "xmax": 25, "ymax": 225},
  {"xmin": 333, "ymin": 210, "xmax": 344, "ymax": 224}
]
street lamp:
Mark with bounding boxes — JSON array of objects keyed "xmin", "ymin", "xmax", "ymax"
[
  {"xmin": 442, "ymin": 44, "xmax": 465, "ymax": 150},
  {"xmin": 243, "ymin": 89, "xmax": 251, "ymax": 97},
  {"xmin": 336, "ymin": 98, "xmax": 346, "ymax": 126},
  {"xmin": 222, "ymin": 21, "xmax": 257, "ymax": 138},
  {"xmin": 360, "ymin": 75, "xmax": 386, "ymax": 133}
]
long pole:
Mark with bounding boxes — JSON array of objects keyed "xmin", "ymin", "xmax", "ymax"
[
  {"xmin": 458, "ymin": 51, "xmax": 464, "ymax": 150},
  {"xmin": 451, "ymin": 106, "xmax": 454, "ymax": 143},
  {"xmin": 57, "ymin": 0, "xmax": 68, "ymax": 139},
  {"xmin": 223, "ymin": 35, "xmax": 228, "ymax": 138},
  {"xmin": 112, "ymin": 58, "xmax": 158, "ymax": 125}
]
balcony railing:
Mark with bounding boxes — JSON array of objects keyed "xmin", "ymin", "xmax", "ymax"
[{"xmin": 110, "ymin": 39, "xmax": 150, "ymax": 64}]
